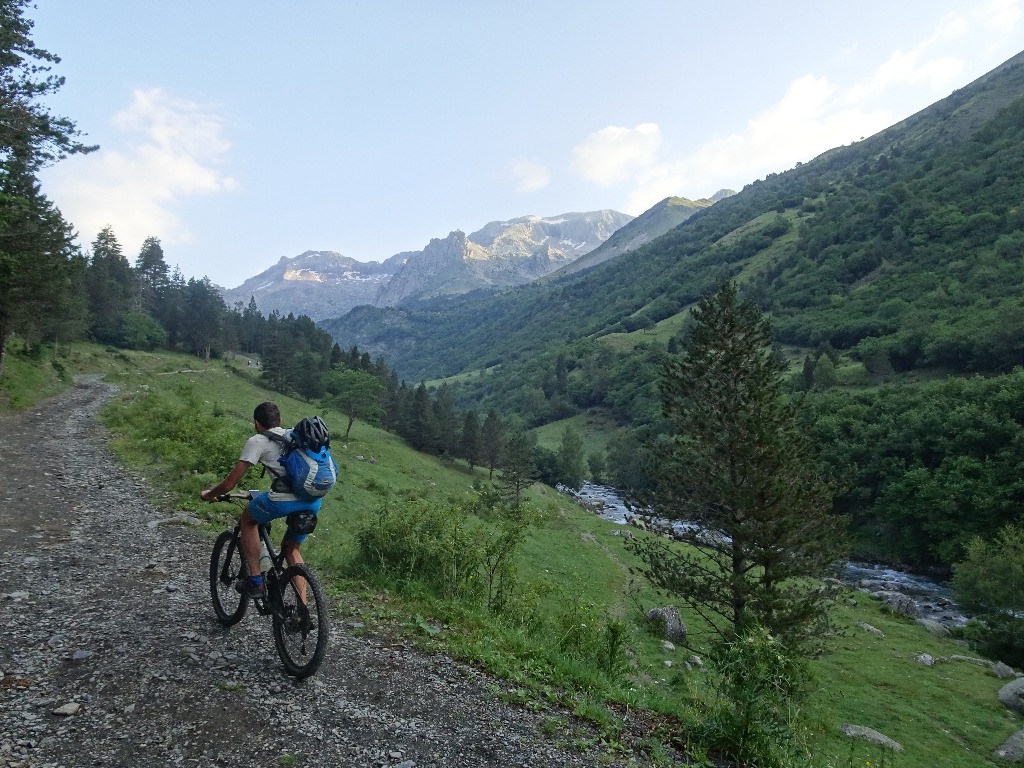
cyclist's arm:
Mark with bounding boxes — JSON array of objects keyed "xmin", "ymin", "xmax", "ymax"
[{"xmin": 200, "ymin": 459, "xmax": 252, "ymax": 502}]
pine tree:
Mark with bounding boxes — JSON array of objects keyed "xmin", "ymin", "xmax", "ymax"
[
  {"xmin": 180, "ymin": 276, "xmax": 224, "ymax": 361},
  {"xmin": 460, "ymin": 410, "xmax": 482, "ymax": 469},
  {"xmin": 0, "ymin": 169, "xmax": 82, "ymax": 373},
  {"xmin": 85, "ymin": 226, "xmax": 139, "ymax": 345},
  {"xmin": 498, "ymin": 428, "xmax": 537, "ymax": 508},
  {"xmin": 432, "ymin": 383, "xmax": 459, "ymax": 458},
  {"xmin": 0, "ymin": 0, "xmax": 96, "ymax": 374},
  {"xmin": 482, "ymin": 408, "xmax": 504, "ymax": 480},
  {"xmin": 135, "ymin": 236, "xmax": 169, "ymax": 316},
  {"xmin": 406, "ymin": 382, "xmax": 436, "ymax": 452},
  {"xmin": 0, "ymin": 0, "xmax": 96, "ymax": 173},
  {"xmin": 628, "ymin": 282, "xmax": 846, "ymax": 651}
]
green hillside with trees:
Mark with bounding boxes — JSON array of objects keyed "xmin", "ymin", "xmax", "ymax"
[{"xmin": 323, "ymin": 49, "xmax": 1024, "ymax": 574}]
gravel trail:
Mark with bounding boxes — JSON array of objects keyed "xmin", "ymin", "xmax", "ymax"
[{"xmin": 0, "ymin": 377, "xmax": 657, "ymax": 768}]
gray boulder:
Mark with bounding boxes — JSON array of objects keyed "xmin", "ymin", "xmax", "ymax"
[
  {"xmin": 995, "ymin": 727, "xmax": 1024, "ymax": 762},
  {"xmin": 645, "ymin": 606, "xmax": 687, "ymax": 644},
  {"xmin": 839, "ymin": 724, "xmax": 903, "ymax": 752},
  {"xmin": 915, "ymin": 618, "xmax": 951, "ymax": 637},
  {"xmin": 858, "ymin": 622, "xmax": 885, "ymax": 638},
  {"xmin": 877, "ymin": 591, "xmax": 921, "ymax": 618},
  {"xmin": 993, "ymin": 662, "xmax": 1016, "ymax": 680},
  {"xmin": 999, "ymin": 678, "xmax": 1024, "ymax": 715}
]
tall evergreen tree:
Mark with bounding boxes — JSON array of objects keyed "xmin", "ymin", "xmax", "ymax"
[
  {"xmin": 237, "ymin": 296, "xmax": 262, "ymax": 353},
  {"xmin": 406, "ymin": 382, "xmax": 436, "ymax": 452},
  {"xmin": 85, "ymin": 226, "xmax": 138, "ymax": 345},
  {"xmin": 0, "ymin": 0, "xmax": 96, "ymax": 173},
  {"xmin": 180, "ymin": 276, "xmax": 224, "ymax": 361},
  {"xmin": 134, "ymin": 236, "xmax": 169, "ymax": 316},
  {"xmin": 0, "ymin": 0, "xmax": 95, "ymax": 375},
  {"xmin": 0, "ymin": 169, "xmax": 82, "ymax": 374},
  {"xmin": 628, "ymin": 282, "xmax": 847, "ymax": 651},
  {"xmin": 460, "ymin": 410, "xmax": 482, "ymax": 469},
  {"xmin": 498, "ymin": 429, "xmax": 537, "ymax": 508},
  {"xmin": 432, "ymin": 383, "xmax": 459, "ymax": 458},
  {"xmin": 482, "ymin": 408, "xmax": 504, "ymax": 481}
]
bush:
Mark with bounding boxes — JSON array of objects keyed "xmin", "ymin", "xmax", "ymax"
[
  {"xmin": 689, "ymin": 626, "xmax": 813, "ymax": 768},
  {"xmin": 952, "ymin": 524, "xmax": 1024, "ymax": 664},
  {"xmin": 353, "ymin": 497, "xmax": 485, "ymax": 597}
]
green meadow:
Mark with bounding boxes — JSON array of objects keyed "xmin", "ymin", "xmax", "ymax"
[{"xmin": 2, "ymin": 342, "xmax": 1019, "ymax": 767}]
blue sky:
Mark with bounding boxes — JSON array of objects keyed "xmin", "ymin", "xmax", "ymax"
[{"xmin": 33, "ymin": 1, "xmax": 1024, "ymax": 289}]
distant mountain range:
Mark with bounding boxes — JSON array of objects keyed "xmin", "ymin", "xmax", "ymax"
[
  {"xmin": 221, "ymin": 203, "xmax": 729, "ymax": 321},
  {"xmin": 221, "ymin": 251, "xmax": 402, "ymax": 321},
  {"xmin": 375, "ymin": 210, "xmax": 633, "ymax": 307},
  {"xmin": 320, "ymin": 48, "xmax": 1024, "ymax": 384}
]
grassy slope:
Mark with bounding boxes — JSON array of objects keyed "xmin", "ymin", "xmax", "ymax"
[{"xmin": 2, "ymin": 343, "xmax": 1019, "ymax": 767}]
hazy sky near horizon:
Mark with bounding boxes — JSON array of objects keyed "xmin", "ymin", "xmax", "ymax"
[{"xmin": 32, "ymin": 1, "xmax": 1024, "ymax": 289}]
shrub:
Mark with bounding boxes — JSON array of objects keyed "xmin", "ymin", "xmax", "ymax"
[
  {"xmin": 353, "ymin": 497, "xmax": 485, "ymax": 597},
  {"xmin": 690, "ymin": 626, "xmax": 813, "ymax": 768},
  {"xmin": 952, "ymin": 524, "xmax": 1024, "ymax": 664}
]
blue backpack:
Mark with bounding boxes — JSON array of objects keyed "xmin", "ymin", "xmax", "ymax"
[{"xmin": 266, "ymin": 417, "xmax": 338, "ymax": 500}]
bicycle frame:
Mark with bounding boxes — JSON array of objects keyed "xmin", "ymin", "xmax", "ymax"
[{"xmin": 210, "ymin": 490, "xmax": 328, "ymax": 678}]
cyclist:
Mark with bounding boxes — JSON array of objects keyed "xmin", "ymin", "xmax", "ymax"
[{"xmin": 200, "ymin": 401, "xmax": 323, "ymax": 598}]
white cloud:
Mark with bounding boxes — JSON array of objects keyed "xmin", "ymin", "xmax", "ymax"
[
  {"xmin": 569, "ymin": 78, "xmax": 890, "ymax": 215},
  {"xmin": 574, "ymin": 3, "xmax": 1021, "ymax": 216},
  {"xmin": 505, "ymin": 157, "xmax": 550, "ymax": 192},
  {"xmin": 846, "ymin": 34, "xmax": 965, "ymax": 105},
  {"xmin": 983, "ymin": 0, "xmax": 1023, "ymax": 30},
  {"xmin": 43, "ymin": 88, "xmax": 236, "ymax": 254},
  {"xmin": 570, "ymin": 123, "xmax": 662, "ymax": 187}
]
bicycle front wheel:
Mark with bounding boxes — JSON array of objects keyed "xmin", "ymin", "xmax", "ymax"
[
  {"xmin": 272, "ymin": 564, "xmax": 329, "ymax": 678},
  {"xmin": 210, "ymin": 530, "xmax": 249, "ymax": 626}
]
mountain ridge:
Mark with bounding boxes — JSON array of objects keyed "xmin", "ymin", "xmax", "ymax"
[
  {"xmin": 544, "ymin": 192, "xmax": 734, "ymax": 280},
  {"xmin": 222, "ymin": 210, "xmax": 634, "ymax": 320},
  {"xmin": 319, "ymin": 48, "xmax": 1024, "ymax": 384}
]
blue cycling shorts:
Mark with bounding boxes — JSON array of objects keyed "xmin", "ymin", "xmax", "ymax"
[{"xmin": 247, "ymin": 493, "xmax": 322, "ymax": 544}]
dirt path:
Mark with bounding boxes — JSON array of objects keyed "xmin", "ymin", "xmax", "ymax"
[{"xmin": 0, "ymin": 377, "xmax": 658, "ymax": 768}]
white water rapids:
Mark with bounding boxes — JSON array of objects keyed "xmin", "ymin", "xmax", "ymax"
[{"xmin": 565, "ymin": 481, "xmax": 969, "ymax": 628}]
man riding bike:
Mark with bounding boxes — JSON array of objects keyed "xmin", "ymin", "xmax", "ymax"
[{"xmin": 200, "ymin": 401, "xmax": 324, "ymax": 598}]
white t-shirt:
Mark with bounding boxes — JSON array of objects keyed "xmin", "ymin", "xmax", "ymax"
[{"xmin": 240, "ymin": 427, "xmax": 298, "ymax": 501}]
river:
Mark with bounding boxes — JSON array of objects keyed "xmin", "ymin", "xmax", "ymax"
[{"xmin": 565, "ymin": 481, "xmax": 968, "ymax": 628}]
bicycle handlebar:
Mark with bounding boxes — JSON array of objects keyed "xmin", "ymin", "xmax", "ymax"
[{"xmin": 217, "ymin": 490, "xmax": 259, "ymax": 502}]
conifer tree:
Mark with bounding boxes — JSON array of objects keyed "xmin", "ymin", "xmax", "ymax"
[
  {"xmin": 180, "ymin": 276, "xmax": 224, "ymax": 361},
  {"xmin": 432, "ymin": 383, "xmax": 459, "ymax": 458},
  {"xmin": 460, "ymin": 410, "xmax": 482, "ymax": 469},
  {"xmin": 0, "ymin": 170, "xmax": 83, "ymax": 372},
  {"xmin": 498, "ymin": 428, "xmax": 537, "ymax": 508},
  {"xmin": 0, "ymin": 0, "xmax": 96, "ymax": 374},
  {"xmin": 628, "ymin": 282, "xmax": 846, "ymax": 651},
  {"xmin": 135, "ymin": 236, "xmax": 169, "ymax": 316},
  {"xmin": 482, "ymin": 408, "xmax": 504, "ymax": 480},
  {"xmin": 406, "ymin": 382, "xmax": 436, "ymax": 452},
  {"xmin": 85, "ymin": 226, "xmax": 139, "ymax": 345}
]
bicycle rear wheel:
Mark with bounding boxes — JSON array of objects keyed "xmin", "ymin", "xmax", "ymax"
[
  {"xmin": 210, "ymin": 530, "xmax": 249, "ymax": 626},
  {"xmin": 272, "ymin": 564, "xmax": 329, "ymax": 678}
]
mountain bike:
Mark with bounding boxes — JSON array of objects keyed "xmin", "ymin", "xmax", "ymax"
[{"xmin": 208, "ymin": 491, "xmax": 329, "ymax": 678}]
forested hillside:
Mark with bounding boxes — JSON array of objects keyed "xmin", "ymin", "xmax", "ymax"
[{"xmin": 323, "ymin": 50, "xmax": 1024, "ymax": 569}]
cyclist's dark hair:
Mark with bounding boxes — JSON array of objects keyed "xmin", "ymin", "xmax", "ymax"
[{"xmin": 253, "ymin": 401, "xmax": 281, "ymax": 429}]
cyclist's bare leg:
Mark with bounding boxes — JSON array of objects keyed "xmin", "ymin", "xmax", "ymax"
[
  {"xmin": 281, "ymin": 539, "xmax": 308, "ymax": 603},
  {"xmin": 240, "ymin": 506, "xmax": 262, "ymax": 579}
]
